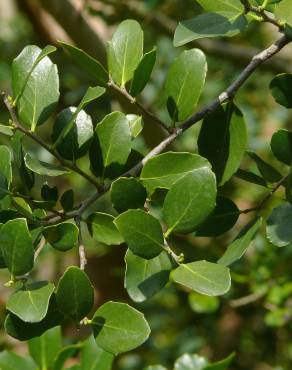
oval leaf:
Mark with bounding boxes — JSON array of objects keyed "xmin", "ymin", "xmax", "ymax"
[
  {"xmin": 165, "ymin": 49, "xmax": 207, "ymax": 122},
  {"xmin": 114, "ymin": 209, "xmax": 164, "ymax": 259},
  {"xmin": 56, "ymin": 266, "xmax": 94, "ymax": 321},
  {"xmin": 92, "ymin": 301, "xmax": 150, "ymax": 355},
  {"xmin": 87, "ymin": 212, "xmax": 124, "ymax": 246},
  {"xmin": 43, "ymin": 222, "xmax": 79, "ymax": 251},
  {"xmin": 266, "ymin": 203, "xmax": 292, "ymax": 247},
  {"xmin": 25, "ymin": 154, "xmax": 69, "ymax": 177}
]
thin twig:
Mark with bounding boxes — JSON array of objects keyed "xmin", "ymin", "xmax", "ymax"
[
  {"xmin": 34, "ymin": 237, "xmax": 46, "ymax": 261},
  {"xmin": 230, "ymin": 287, "xmax": 268, "ymax": 308},
  {"xmin": 75, "ymin": 216, "xmax": 87, "ymax": 270}
]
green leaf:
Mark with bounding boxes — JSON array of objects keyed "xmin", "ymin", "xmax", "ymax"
[
  {"xmin": 140, "ymin": 152, "xmax": 211, "ymax": 195},
  {"xmin": 125, "ymin": 249, "xmax": 173, "ymax": 302},
  {"xmin": 195, "ymin": 196, "xmax": 239, "ymax": 237},
  {"xmin": 165, "ymin": 49, "xmax": 207, "ymax": 122},
  {"xmin": 41, "ymin": 183, "xmax": 58, "ymax": 203},
  {"xmin": 59, "ymin": 42, "xmax": 108, "ymax": 86},
  {"xmin": 7, "ymin": 281, "xmax": 55, "ymax": 323},
  {"xmin": 195, "ymin": 0, "xmax": 244, "ymax": 12},
  {"xmin": 205, "ymin": 353, "xmax": 235, "ymax": 370},
  {"xmin": 0, "ymin": 218, "xmax": 34, "ymax": 276},
  {"xmin": 0, "ymin": 172, "xmax": 9, "ymax": 200},
  {"xmin": 163, "ymin": 170, "xmax": 216, "ymax": 235},
  {"xmin": 271, "ymin": 129, "xmax": 292, "ymax": 165},
  {"xmin": 247, "ymin": 151, "xmax": 282, "ymax": 183},
  {"xmin": 114, "ymin": 209, "xmax": 164, "ymax": 259},
  {"xmin": 53, "ymin": 343, "xmax": 83, "ymax": 370},
  {"xmin": 56, "ymin": 266, "xmax": 94, "ymax": 321},
  {"xmin": 108, "ymin": 19, "xmax": 143, "ymax": 86},
  {"xmin": 43, "ymin": 222, "xmax": 79, "ymax": 251},
  {"xmin": 0, "ymin": 351, "xmax": 36, "ymax": 370},
  {"xmin": 60, "ymin": 189, "xmax": 74, "ymax": 211},
  {"xmin": 266, "ymin": 203, "xmax": 292, "ymax": 247},
  {"xmin": 80, "ymin": 336, "xmax": 114, "ymax": 370},
  {"xmin": 92, "ymin": 301, "xmax": 150, "ymax": 355},
  {"xmin": 174, "ymin": 353, "xmax": 208, "ymax": 370},
  {"xmin": 270, "ymin": 73, "xmax": 292, "ymax": 108},
  {"xmin": 188, "ymin": 292, "xmax": 219, "ymax": 314},
  {"xmin": 91, "ymin": 111, "xmax": 131, "ymax": 179},
  {"xmin": 5, "ymin": 298, "xmax": 63, "ymax": 341},
  {"xmin": 198, "ymin": 102, "xmax": 247, "ymax": 185},
  {"xmin": 174, "ymin": 12, "xmax": 247, "ymax": 46},
  {"xmin": 24, "ymin": 154, "xmax": 69, "ymax": 177},
  {"xmin": 0, "ymin": 124, "xmax": 14, "ymax": 136},
  {"xmin": 110, "ymin": 177, "xmax": 147, "ymax": 213},
  {"xmin": 12, "ymin": 45, "xmax": 59, "ymax": 131},
  {"xmin": 171, "ymin": 261, "xmax": 231, "ymax": 296},
  {"xmin": 0, "ymin": 145, "xmax": 12, "ymax": 185},
  {"xmin": 87, "ymin": 212, "xmax": 124, "ymax": 246},
  {"xmin": 52, "ymin": 107, "xmax": 94, "ymax": 161},
  {"xmin": 218, "ymin": 217, "xmax": 262, "ymax": 266},
  {"xmin": 235, "ymin": 168, "xmax": 267, "ymax": 187},
  {"xmin": 275, "ymin": 0, "xmax": 292, "ymax": 26},
  {"xmin": 127, "ymin": 114, "xmax": 144, "ymax": 138},
  {"xmin": 28, "ymin": 326, "xmax": 62, "ymax": 370},
  {"xmin": 130, "ymin": 48, "xmax": 157, "ymax": 96}
]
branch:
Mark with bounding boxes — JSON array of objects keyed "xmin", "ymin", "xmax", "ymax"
[
  {"xmin": 75, "ymin": 216, "xmax": 87, "ymax": 270},
  {"xmin": 2, "ymin": 93, "xmax": 102, "ymax": 190}
]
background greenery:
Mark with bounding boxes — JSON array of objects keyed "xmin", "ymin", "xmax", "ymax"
[{"xmin": 1, "ymin": 0, "xmax": 292, "ymax": 369}]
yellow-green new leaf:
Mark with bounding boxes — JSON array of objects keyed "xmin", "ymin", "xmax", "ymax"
[{"xmin": 108, "ymin": 20, "xmax": 143, "ymax": 86}]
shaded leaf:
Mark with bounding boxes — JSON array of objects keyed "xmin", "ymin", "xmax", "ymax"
[
  {"xmin": 266, "ymin": 203, "xmax": 292, "ymax": 247},
  {"xmin": 43, "ymin": 222, "xmax": 78, "ymax": 251},
  {"xmin": 130, "ymin": 48, "xmax": 156, "ymax": 96},
  {"xmin": 235, "ymin": 169, "xmax": 267, "ymax": 187},
  {"xmin": 247, "ymin": 151, "xmax": 282, "ymax": 183},
  {"xmin": 270, "ymin": 73, "xmax": 292, "ymax": 108},
  {"xmin": 25, "ymin": 154, "xmax": 69, "ymax": 177},
  {"xmin": 60, "ymin": 189, "xmax": 74, "ymax": 212},
  {"xmin": 271, "ymin": 129, "xmax": 292, "ymax": 165},
  {"xmin": 87, "ymin": 212, "xmax": 124, "ymax": 246}
]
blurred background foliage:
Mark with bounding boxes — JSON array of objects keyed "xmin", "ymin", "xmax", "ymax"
[{"xmin": 1, "ymin": 0, "xmax": 292, "ymax": 369}]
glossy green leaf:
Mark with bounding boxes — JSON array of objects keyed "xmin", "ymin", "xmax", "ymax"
[
  {"xmin": 266, "ymin": 203, "xmax": 292, "ymax": 247},
  {"xmin": 114, "ymin": 209, "xmax": 164, "ymax": 259},
  {"xmin": 91, "ymin": 111, "xmax": 131, "ymax": 179},
  {"xmin": 218, "ymin": 217, "xmax": 262, "ymax": 266},
  {"xmin": 24, "ymin": 154, "xmax": 69, "ymax": 177},
  {"xmin": 172, "ymin": 261, "xmax": 231, "ymax": 296},
  {"xmin": 87, "ymin": 212, "xmax": 124, "ymax": 246},
  {"xmin": 127, "ymin": 114, "xmax": 144, "ymax": 138},
  {"xmin": 125, "ymin": 249, "xmax": 173, "ymax": 302},
  {"xmin": 174, "ymin": 12, "xmax": 247, "ymax": 46},
  {"xmin": 7, "ymin": 281, "xmax": 55, "ymax": 323},
  {"xmin": 0, "ymin": 145, "xmax": 12, "ymax": 185},
  {"xmin": 163, "ymin": 170, "xmax": 216, "ymax": 235},
  {"xmin": 140, "ymin": 152, "xmax": 211, "ymax": 195},
  {"xmin": 188, "ymin": 292, "xmax": 219, "ymax": 314},
  {"xmin": 5, "ymin": 298, "xmax": 63, "ymax": 341},
  {"xmin": 198, "ymin": 102, "xmax": 247, "ymax": 185},
  {"xmin": 52, "ymin": 107, "xmax": 94, "ymax": 161},
  {"xmin": 0, "ymin": 351, "xmax": 36, "ymax": 370},
  {"xmin": 174, "ymin": 353, "xmax": 208, "ymax": 370},
  {"xmin": 56, "ymin": 266, "xmax": 94, "ymax": 321},
  {"xmin": 12, "ymin": 45, "xmax": 59, "ymax": 131},
  {"xmin": 165, "ymin": 49, "xmax": 207, "ymax": 122},
  {"xmin": 275, "ymin": 0, "xmax": 292, "ymax": 26},
  {"xmin": 247, "ymin": 151, "xmax": 282, "ymax": 183},
  {"xmin": 271, "ymin": 129, "xmax": 292, "ymax": 165},
  {"xmin": 270, "ymin": 73, "xmax": 292, "ymax": 108},
  {"xmin": 59, "ymin": 42, "xmax": 108, "ymax": 85},
  {"xmin": 43, "ymin": 222, "xmax": 78, "ymax": 251},
  {"xmin": 28, "ymin": 326, "xmax": 62, "ymax": 369},
  {"xmin": 130, "ymin": 48, "xmax": 157, "ymax": 96},
  {"xmin": 92, "ymin": 301, "xmax": 150, "ymax": 355},
  {"xmin": 108, "ymin": 19, "xmax": 143, "ymax": 86},
  {"xmin": 80, "ymin": 336, "xmax": 114, "ymax": 370},
  {"xmin": 110, "ymin": 177, "xmax": 147, "ymax": 212},
  {"xmin": 0, "ymin": 218, "xmax": 34, "ymax": 276},
  {"xmin": 195, "ymin": 196, "xmax": 239, "ymax": 237},
  {"xmin": 60, "ymin": 189, "xmax": 74, "ymax": 212}
]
